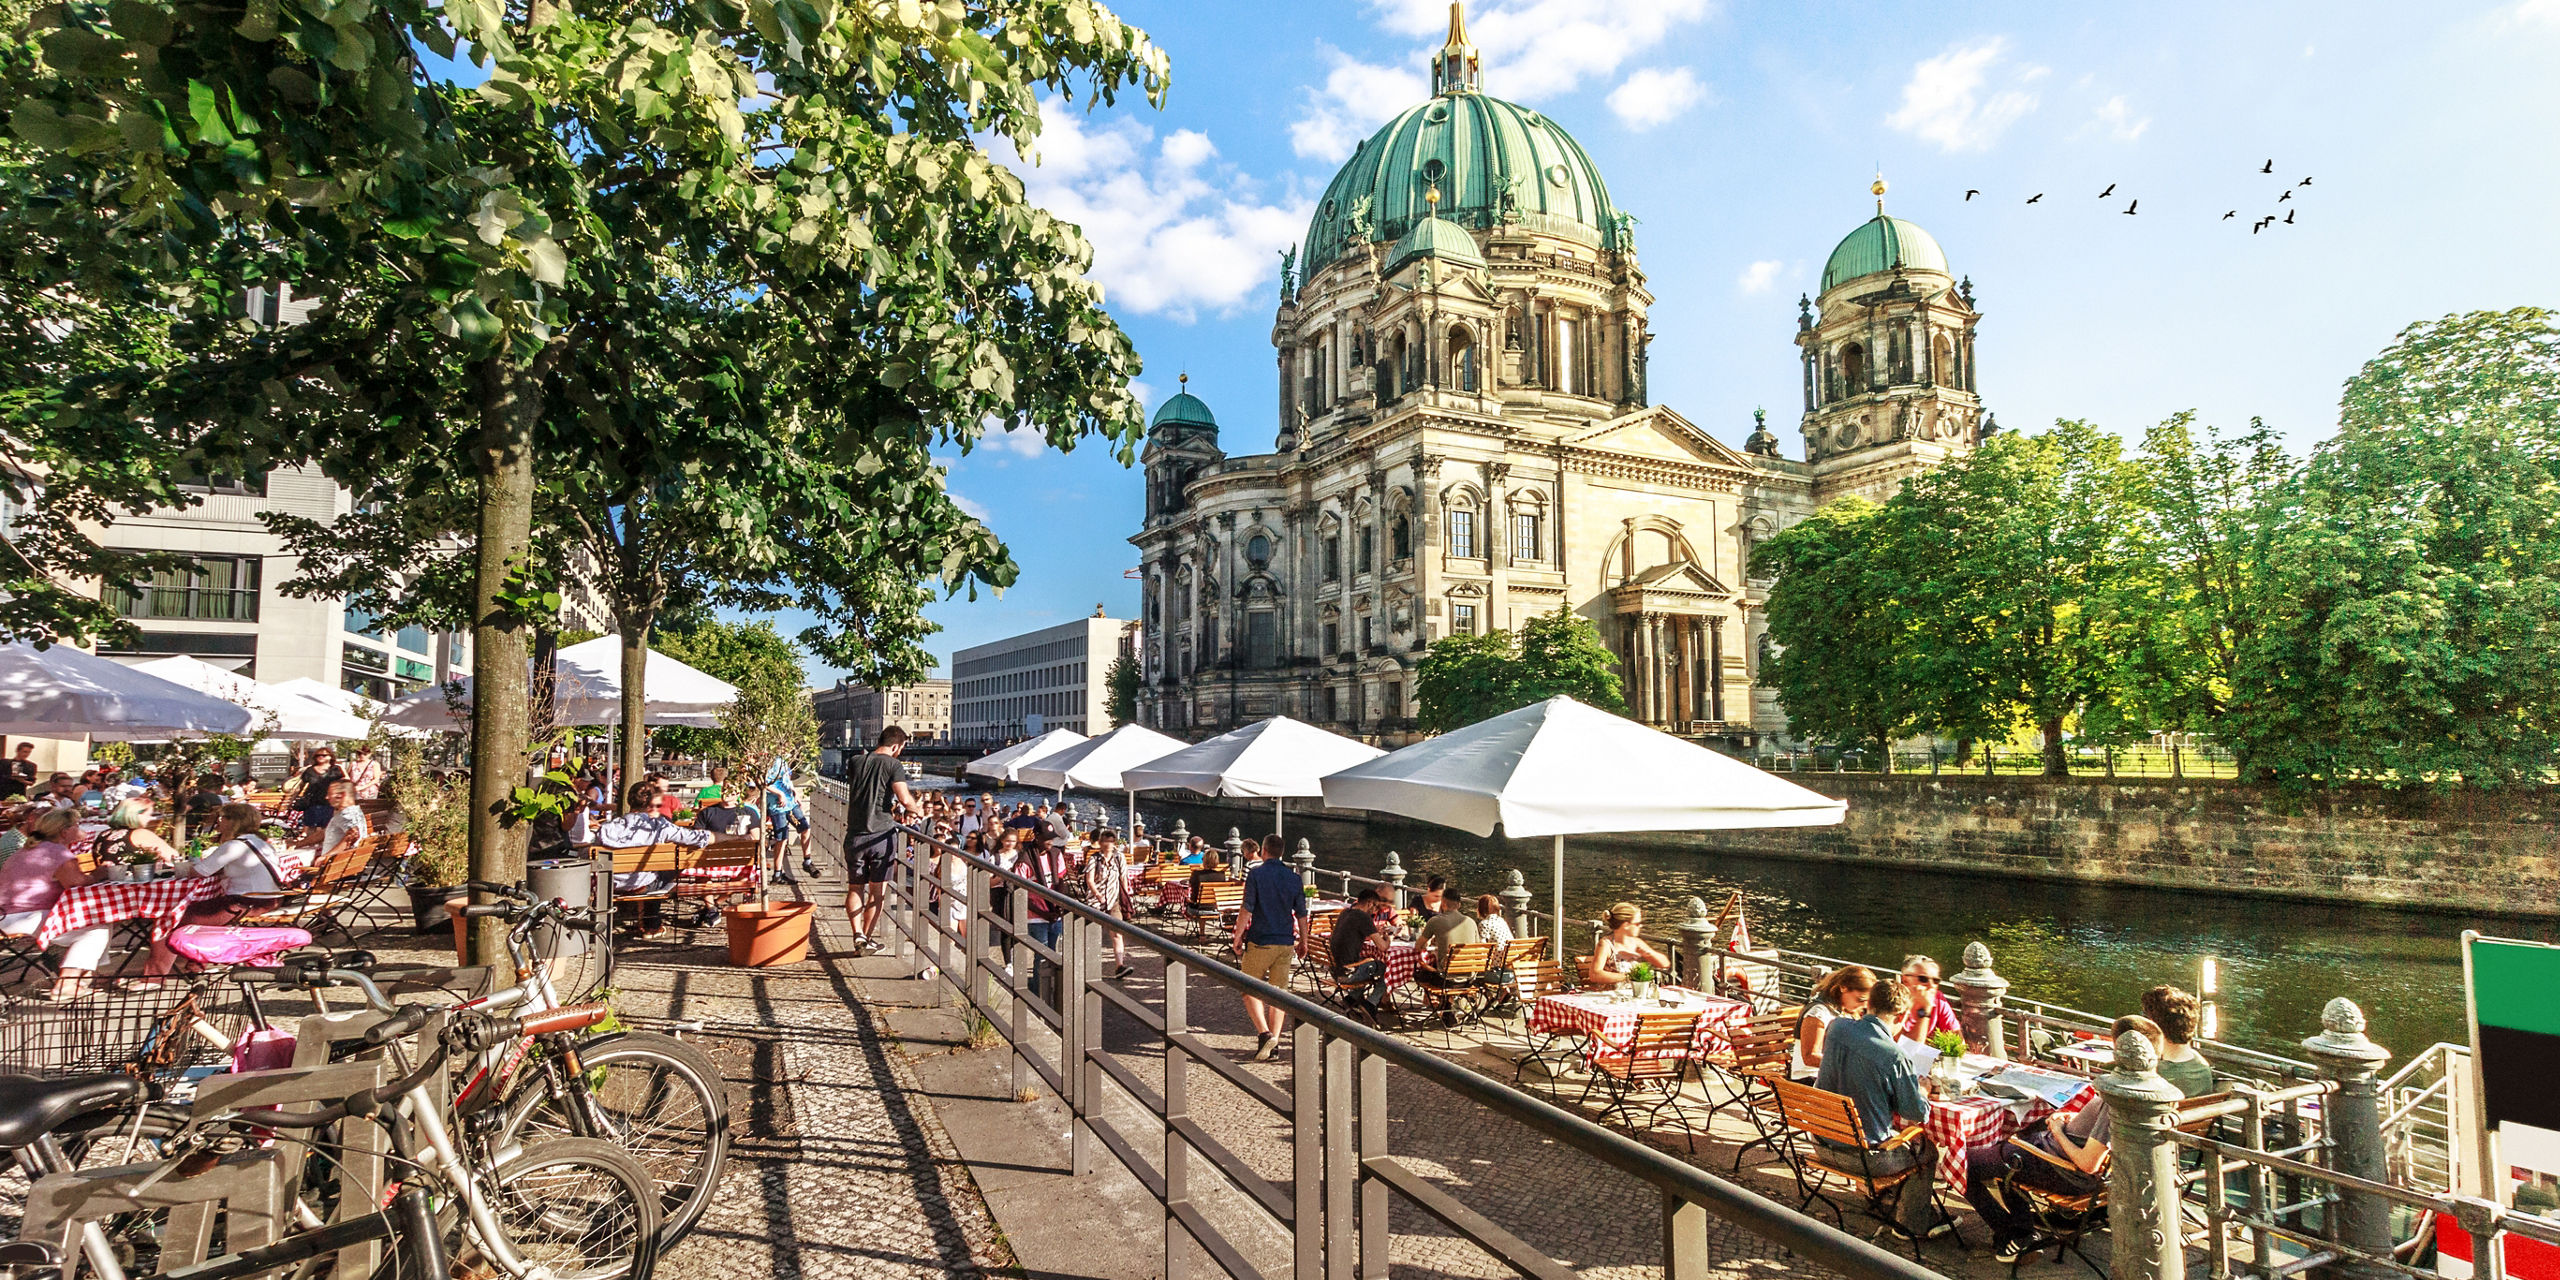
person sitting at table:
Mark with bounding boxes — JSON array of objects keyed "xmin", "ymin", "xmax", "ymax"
[
  {"xmin": 184, "ymin": 773, "xmax": 227, "ymax": 820},
  {"xmin": 288, "ymin": 748, "xmax": 346, "ymax": 827},
  {"xmin": 0, "ymin": 808, "xmax": 114, "ymax": 1000},
  {"xmin": 1414, "ymin": 890, "xmax": 1481, "ymax": 1015},
  {"xmin": 97, "ymin": 797, "xmax": 183, "ymax": 868},
  {"xmin": 154, "ymin": 803, "xmax": 303, "ymax": 971},
  {"xmin": 1472, "ymin": 894, "xmax": 1515, "ymax": 952},
  {"xmin": 1328, "ymin": 887, "xmax": 1399, "ymax": 1026},
  {"xmin": 1793, "ymin": 964, "xmax": 1878, "ymax": 1082},
  {"xmin": 1812, "ymin": 975, "xmax": 1954, "ymax": 1242},
  {"xmin": 1896, "ymin": 954, "xmax": 1962, "ymax": 1043},
  {"xmin": 596, "ymin": 779, "xmax": 713, "ymax": 938},
  {"xmin": 74, "ymin": 770, "xmax": 107, "ymax": 808},
  {"xmin": 1580, "ymin": 902, "xmax": 1671, "ymax": 988},
  {"xmin": 692, "ymin": 786, "xmax": 762, "ymax": 838},
  {"xmin": 40, "ymin": 773, "xmax": 79, "ymax": 809},
  {"xmin": 1183, "ymin": 835, "xmax": 1209, "ymax": 865},
  {"xmin": 2141, "ymin": 985, "xmax": 2216, "ymax": 1098},
  {"xmin": 317, "ymin": 780, "xmax": 371, "ymax": 861},
  {"xmin": 1964, "ymin": 1014, "xmax": 2157, "ymax": 1261},
  {"xmin": 1419, "ymin": 875, "xmax": 1449, "ymax": 917}
]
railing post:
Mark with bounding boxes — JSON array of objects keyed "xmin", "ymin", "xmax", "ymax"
[
  {"xmin": 1357, "ymin": 1050, "xmax": 1388, "ymax": 1280},
  {"xmin": 1066, "ymin": 914, "xmax": 1092, "ymax": 1176},
  {"xmin": 1167, "ymin": 819, "xmax": 1190, "ymax": 851},
  {"xmin": 1663, "ymin": 1194, "xmax": 1711, "ymax": 1280},
  {"xmin": 1292, "ymin": 838, "xmax": 1317, "ymax": 889},
  {"xmin": 1497, "ymin": 868, "xmax": 1531, "ymax": 938},
  {"xmin": 1164, "ymin": 959, "xmax": 1189, "ymax": 1280},
  {"xmin": 1947, "ymin": 940, "xmax": 2011, "ymax": 1059},
  {"xmin": 1324, "ymin": 1037, "xmax": 1356, "ymax": 1280},
  {"xmin": 2100, "ymin": 1029, "xmax": 2186, "ymax": 1280},
  {"xmin": 2304, "ymin": 997, "xmax": 2393, "ymax": 1280},
  {"xmin": 1377, "ymin": 851, "xmax": 1405, "ymax": 911},
  {"xmin": 1008, "ymin": 879, "xmax": 1030, "ymax": 1101},
  {"xmin": 1293, "ymin": 1022, "xmax": 1321, "ymax": 1280},
  {"xmin": 1676, "ymin": 896, "xmax": 1712, "ymax": 991},
  {"xmin": 965, "ymin": 865, "xmax": 989, "ymax": 1014}
]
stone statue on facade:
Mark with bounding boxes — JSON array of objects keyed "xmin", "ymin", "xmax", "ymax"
[
  {"xmin": 1493, "ymin": 173, "xmax": 1521, "ymax": 225},
  {"xmin": 1278, "ymin": 244, "xmax": 1298, "ymax": 302},
  {"xmin": 1744, "ymin": 407, "xmax": 1781, "ymax": 457},
  {"xmin": 1798, "ymin": 293, "xmax": 1813, "ymax": 331},
  {"xmin": 1346, "ymin": 194, "xmax": 1375, "ymax": 241}
]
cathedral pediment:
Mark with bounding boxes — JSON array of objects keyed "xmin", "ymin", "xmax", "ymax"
[
  {"xmin": 1609, "ymin": 558, "xmax": 1732, "ymax": 606},
  {"xmin": 1563, "ymin": 407, "xmax": 1760, "ymax": 472}
]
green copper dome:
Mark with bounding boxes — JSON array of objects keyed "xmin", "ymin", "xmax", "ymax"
[
  {"xmin": 1384, "ymin": 214, "xmax": 1487, "ymax": 276},
  {"xmin": 1150, "ymin": 389, "xmax": 1217, "ymax": 431},
  {"xmin": 1302, "ymin": 92, "xmax": 1622, "ymax": 275},
  {"xmin": 1821, "ymin": 215, "xmax": 1949, "ymax": 293}
]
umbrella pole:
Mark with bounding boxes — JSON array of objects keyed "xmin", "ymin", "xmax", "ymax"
[
  {"xmin": 1126, "ymin": 789, "xmax": 1135, "ymax": 842},
  {"xmin": 1275, "ymin": 796, "xmax": 1283, "ymax": 838},
  {"xmin": 1552, "ymin": 834, "xmax": 1566, "ymax": 964}
]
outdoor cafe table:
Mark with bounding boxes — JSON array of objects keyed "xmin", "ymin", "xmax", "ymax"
[
  {"xmin": 1923, "ymin": 1057, "xmax": 2097, "ymax": 1196},
  {"xmin": 35, "ymin": 874, "xmax": 224, "ymax": 949},
  {"xmin": 1525, "ymin": 988, "xmax": 1753, "ymax": 1060}
]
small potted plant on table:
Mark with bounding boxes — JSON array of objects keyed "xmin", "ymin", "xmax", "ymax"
[{"xmin": 1626, "ymin": 961, "xmax": 1657, "ymax": 1003}]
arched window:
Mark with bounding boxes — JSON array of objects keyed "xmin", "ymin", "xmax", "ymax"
[
  {"xmin": 1841, "ymin": 342, "xmax": 1867, "ymax": 392},
  {"xmin": 1390, "ymin": 513, "xmax": 1412, "ymax": 561},
  {"xmin": 1386, "ymin": 333, "xmax": 1407, "ymax": 401},
  {"xmin": 1402, "ymin": 327, "xmax": 1423, "ymax": 393},
  {"xmin": 1246, "ymin": 534, "xmax": 1271, "ymax": 568},
  {"xmin": 1448, "ymin": 325, "xmax": 1477, "ymax": 392},
  {"xmin": 1934, "ymin": 334, "xmax": 1953, "ymax": 386}
]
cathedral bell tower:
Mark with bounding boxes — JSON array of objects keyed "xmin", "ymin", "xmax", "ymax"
[{"xmin": 1794, "ymin": 175, "xmax": 1988, "ymax": 505}]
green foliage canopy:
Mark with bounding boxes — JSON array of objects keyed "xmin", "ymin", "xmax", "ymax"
[{"xmin": 1416, "ymin": 606, "xmax": 1625, "ymax": 733}]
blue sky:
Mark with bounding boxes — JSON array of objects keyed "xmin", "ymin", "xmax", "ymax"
[{"xmin": 781, "ymin": 0, "xmax": 2560, "ymax": 684}]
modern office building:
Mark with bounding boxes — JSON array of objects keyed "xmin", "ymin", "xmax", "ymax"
[
  {"xmin": 950, "ymin": 609, "xmax": 1133, "ymax": 747},
  {"xmin": 815, "ymin": 678, "xmax": 951, "ymax": 768}
]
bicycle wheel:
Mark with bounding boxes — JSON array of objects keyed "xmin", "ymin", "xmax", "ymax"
[
  {"xmin": 482, "ymin": 1138, "xmax": 660, "ymax": 1280},
  {"xmin": 495, "ymin": 1031, "xmax": 728, "ymax": 1250}
]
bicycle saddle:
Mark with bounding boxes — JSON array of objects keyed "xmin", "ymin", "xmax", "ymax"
[{"xmin": 0, "ymin": 1073, "xmax": 142, "ymax": 1149}]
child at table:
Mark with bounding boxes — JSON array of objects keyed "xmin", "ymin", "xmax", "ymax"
[
  {"xmin": 1963, "ymin": 1014, "xmax": 2155, "ymax": 1262},
  {"xmin": 0, "ymin": 808, "xmax": 112, "ymax": 999}
]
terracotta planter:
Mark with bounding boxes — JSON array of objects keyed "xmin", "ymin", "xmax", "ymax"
[
  {"xmin": 724, "ymin": 901, "xmax": 814, "ymax": 968},
  {"xmin": 445, "ymin": 900, "xmax": 469, "ymax": 963}
]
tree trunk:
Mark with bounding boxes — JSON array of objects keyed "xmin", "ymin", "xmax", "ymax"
[
  {"xmin": 2040, "ymin": 715, "xmax": 2069, "ymax": 777},
  {"xmin": 466, "ymin": 357, "xmax": 539, "ymax": 971},
  {"xmin": 1876, "ymin": 729, "xmax": 1896, "ymax": 775},
  {"xmin": 617, "ymin": 609, "xmax": 654, "ymax": 804}
]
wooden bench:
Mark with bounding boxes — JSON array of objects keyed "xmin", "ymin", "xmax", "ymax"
[{"xmin": 594, "ymin": 836, "xmax": 763, "ymax": 929}]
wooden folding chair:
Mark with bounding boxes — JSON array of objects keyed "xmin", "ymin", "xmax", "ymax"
[
  {"xmin": 1187, "ymin": 880, "xmax": 1244, "ymax": 940},
  {"xmin": 1295, "ymin": 911, "xmax": 1339, "ymax": 992},
  {"xmin": 1416, "ymin": 941, "xmax": 1499, "ymax": 1042},
  {"xmin": 1991, "ymin": 1134, "xmax": 2110, "ymax": 1276},
  {"xmin": 1771, "ymin": 1078, "xmax": 1939, "ymax": 1259},
  {"xmin": 1708, "ymin": 1007, "xmax": 1803, "ymax": 1172},
  {"xmin": 1578, "ymin": 1008, "xmax": 1707, "ymax": 1151},
  {"xmin": 239, "ymin": 833, "xmax": 384, "ymax": 943}
]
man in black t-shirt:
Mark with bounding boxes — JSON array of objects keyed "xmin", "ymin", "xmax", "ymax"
[
  {"xmin": 1328, "ymin": 888, "xmax": 1396, "ymax": 1025},
  {"xmin": 841, "ymin": 726, "xmax": 918, "ymax": 955},
  {"xmin": 5, "ymin": 743, "xmax": 38, "ymax": 800}
]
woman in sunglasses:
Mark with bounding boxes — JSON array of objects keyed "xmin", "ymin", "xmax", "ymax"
[{"xmin": 1896, "ymin": 953, "xmax": 1963, "ymax": 1043}]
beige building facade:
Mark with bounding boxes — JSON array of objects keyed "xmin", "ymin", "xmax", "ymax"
[{"xmin": 1129, "ymin": 12, "xmax": 1989, "ymax": 746}]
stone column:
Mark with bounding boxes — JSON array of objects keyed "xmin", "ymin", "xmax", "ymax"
[
  {"xmin": 1676, "ymin": 896, "xmax": 1713, "ymax": 990},
  {"xmin": 1290, "ymin": 838, "xmax": 1316, "ymax": 888},
  {"xmin": 1223, "ymin": 827, "xmax": 1247, "ymax": 865},
  {"xmin": 1498, "ymin": 868, "xmax": 1532, "ymax": 936},
  {"xmin": 2304, "ymin": 998, "xmax": 2393, "ymax": 1280},
  {"xmin": 1486, "ymin": 460, "xmax": 1510, "ymax": 628},
  {"xmin": 1378, "ymin": 850, "xmax": 1407, "ymax": 911},
  {"xmin": 2100, "ymin": 1030, "xmax": 2187, "ymax": 1280},
  {"xmin": 1946, "ymin": 941, "xmax": 2011, "ymax": 1058},
  {"xmin": 1708, "ymin": 616, "xmax": 1726, "ymax": 724}
]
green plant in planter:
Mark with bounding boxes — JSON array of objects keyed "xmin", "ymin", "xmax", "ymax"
[
  {"xmin": 1928, "ymin": 1030, "xmax": 1969, "ymax": 1059},
  {"xmin": 1627, "ymin": 961, "xmax": 1656, "ymax": 985},
  {"xmin": 390, "ymin": 744, "xmax": 470, "ymax": 889}
]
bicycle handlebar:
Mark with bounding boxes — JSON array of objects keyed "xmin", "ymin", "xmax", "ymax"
[{"xmin": 466, "ymin": 880, "xmax": 532, "ymax": 902}]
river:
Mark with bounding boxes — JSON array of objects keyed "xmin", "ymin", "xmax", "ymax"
[{"xmin": 933, "ymin": 782, "xmax": 2552, "ymax": 1061}]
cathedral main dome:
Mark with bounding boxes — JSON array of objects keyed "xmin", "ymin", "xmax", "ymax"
[{"xmin": 1299, "ymin": 91, "xmax": 1622, "ymax": 275}]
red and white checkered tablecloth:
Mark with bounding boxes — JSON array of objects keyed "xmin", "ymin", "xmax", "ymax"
[
  {"xmin": 677, "ymin": 864, "xmax": 760, "ymax": 885},
  {"xmin": 35, "ymin": 876, "xmax": 224, "ymax": 947},
  {"xmin": 1526, "ymin": 990, "xmax": 1752, "ymax": 1060},
  {"xmin": 1925, "ymin": 1081, "xmax": 2096, "ymax": 1195}
]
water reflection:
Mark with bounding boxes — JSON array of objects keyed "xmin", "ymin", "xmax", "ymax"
[{"xmin": 942, "ymin": 783, "xmax": 2551, "ymax": 1058}]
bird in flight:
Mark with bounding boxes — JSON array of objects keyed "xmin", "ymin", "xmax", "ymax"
[
  {"xmin": 2099, "ymin": 183, "xmax": 2117, "ymax": 198},
  {"xmin": 2223, "ymin": 210, "xmax": 2237, "ymax": 220},
  {"xmin": 1965, "ymin": 189, "xmax": 1980, "ymax": 201},
  {"xmin": 2260, "ymin": 159, "xmax": 2274, "ymax": 173},
  {"xmin": 2279, "ymin": 190, "xmax": 2292, "ymax": 202},
  {"xmin": 2284, "ymin": 209, "xmax": 2296, "ymax": 225},
  {"xmin": 2026, "ymin": 193, "xmax": 2043, "ymax": 203},
  {"xmin": 2254, "ymin": 216, "xmax": 2272, "ymax": 232},
  {"xmin": 2124, "ymin": 199, "xmax": 2139, "ymax": 215},
  {"xmin": 2298, "ymin": 177, "xmax": 2313, "ymax": 187}
]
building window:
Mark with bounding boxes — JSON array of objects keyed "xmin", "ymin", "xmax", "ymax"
[
  {"xmin": 112, "ymin": 554, "xmax": 261, "ymax": 622},
  {"xmin": 396, "ymin": 624, "xmax": 431, "ymax": 655},
  {"xmin": 1359, "ymin": 616, "xmax": 1374, "ymax": 652},
  {"xmin": 1322, "ymin": 535, "xmax": 1341, "ymax": 581},
  {"xmin": 1512, "ymin": 511, "xmax": 1540, "ymax": 562},
  {"xmin": 1452, "ymin": 603, "xmax": 1477, "ymax": 635},
  {"xmin": 1320, "ymin": 685, "xmax": 1338, "ymax": 722},
  {"xmin": 345, "ymin": 607, "xmax": 386, "ymax": 640},
  {"xmin": 1448, "ymin": 510, "xmax": 1476, "ymax": 559},
  {"xmin": 1449, "ymin": 325, "xmax": 1477, "ymax": 392},
  {"xmin": 1246, "ymin": 534, "xmax": 1271, "ymax": 568},
  {"xmin": 1391, "ymin": 514, "xmax": 1412, "ymax": 560},
  {"xmin": 1555, "ymin": 318, "xmax": 1578, "ymax": 395},
  {"xmin": 1356, "ymin": 525, "xmax": 1374, "ymax": 576},
  {"xmin": 1384, "ymin": 681, "xmax": 1403, "ymax": 719},
  {"xmin": 1322, "ymin": 621, "xmax": 1340, "ymax": 657},
  {"xmin": 1246, "ymin": 612, "xmax": 1277, "ymax": 669}
]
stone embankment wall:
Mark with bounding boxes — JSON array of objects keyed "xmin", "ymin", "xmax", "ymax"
[{"xmin": 1702, "ymin": 775, "xmax": 2560, "ymax": 917}]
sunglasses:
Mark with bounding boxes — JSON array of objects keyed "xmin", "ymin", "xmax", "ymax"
[{"xmin": 1904, "ymin": 974, "xmax": 1939, "ymax": 987}]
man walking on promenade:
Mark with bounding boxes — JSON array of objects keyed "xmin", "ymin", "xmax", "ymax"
[
  {"xmin": 843, "ymin": 727, "xmax": 919, "ymax": 955},
  {"xmin": 1232, "ymin": 833, "xmax": 1307, "ymax": 1062}
]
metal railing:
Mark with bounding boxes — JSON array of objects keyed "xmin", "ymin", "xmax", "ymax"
[
  {"xmin": 847, "ymin": 815, "xmax": 1953, "ymax": 1280},
  {"xmin": 2379, "ymin": 1042, "xmax": 2469, "ymax": 1196}
]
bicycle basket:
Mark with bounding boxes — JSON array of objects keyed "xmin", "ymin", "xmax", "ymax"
[{"xmin": 0, "ymin": 983, "xmax": 246, "ymax": 1080}]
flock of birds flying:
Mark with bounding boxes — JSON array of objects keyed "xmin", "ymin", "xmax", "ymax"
[{"xmin": 1959, "ymin": 160, "xmax": 2313, "ymax": 231}]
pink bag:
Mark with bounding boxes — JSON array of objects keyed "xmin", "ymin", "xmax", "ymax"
[
  {"xmin": 166, "ymin": 925, "xmax": 314, "ymax": 968},
  {"xmin": 231, "ymin": 1026, "xmax": 297, "ymax": 1073}
]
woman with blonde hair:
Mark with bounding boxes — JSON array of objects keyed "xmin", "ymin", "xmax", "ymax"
[
  {"xmin": 1580, "ymin": 902, "xmax": 1671, "ymax": 988},
  {"xmin": 1792, "ymin": 964, "xmax": 1878, "ymax": 1081},
  {"xmin": 0, "ymin": 808, "xmax": 114, "ymax": 998},
  {"xmin": 97, "ymin": 796, "xmax": 182, "ymax": 867}
]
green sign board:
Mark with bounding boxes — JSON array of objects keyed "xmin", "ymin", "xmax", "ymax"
[{"xmin": 2466, "ymin": 933, "xmax": 2560, "ymax": 1208}]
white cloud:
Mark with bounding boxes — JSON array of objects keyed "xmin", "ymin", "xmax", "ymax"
[
  {"xmin": 1129, "ymin": 378, "xmax": 1161, "ymax": 413},
  {"xmin": 1289, "ymin": 1, "xmax": 1716, "ymax": 157},
  {"xmin": 950, "ymin": 491, "xmax": 993, "ymax": 521},
  {"xmin": 1886, "ymin": 37, "xmax": 2043, "ymax": 153},
  {"xmin": 1003, "ymin": 99, "xmax": 1312, "ymax": 322},
  {"xmin": 2510, "ymin": 0, "xmax": 2560, "ymax": 27},
  {"xmin": 2093, "ymin": 95, "xmax": 2150, "ymax": 142},
  {"xmin": 1607, "ymin": 67, "xmax": 1706, "ymax": 130},
  {"xmin": 1736, "ymin": 259, "xmax": 1783, "ymax": 294},
  {"xmin": 982, "ymin": 422, "xmax": 1049, "ymax": 459}
]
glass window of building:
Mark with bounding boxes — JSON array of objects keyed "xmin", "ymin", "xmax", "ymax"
[{"xmin": 1448, "ymin": 510, "xmax": 1476, "ymax": 558}]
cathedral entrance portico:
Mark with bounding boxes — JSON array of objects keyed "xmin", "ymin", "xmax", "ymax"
[{"xmin": 1607, "ymin": 562, "xmax": 1734, "ymax": 734}]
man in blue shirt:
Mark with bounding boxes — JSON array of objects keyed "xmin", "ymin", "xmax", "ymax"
[
  {"xmin": 1813, "ymin": 977, "xmax": 1952, "ymax": 1241},
  {"xmin": 1231, "ymin": 834, "xmax": 1307, "ymax": 1062}
]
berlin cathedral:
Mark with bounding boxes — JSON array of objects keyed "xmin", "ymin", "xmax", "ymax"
[{"xmin": 1130, "ymin": 5, "xmax": 1994, "ymax": 747}]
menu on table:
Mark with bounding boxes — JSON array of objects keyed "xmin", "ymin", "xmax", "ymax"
[{"xmin": 1975, "ymin": 1064, "xmax": 2090, "ymax": 1108}]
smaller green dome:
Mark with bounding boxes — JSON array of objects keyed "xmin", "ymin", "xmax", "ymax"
[
  {"xmin": 1384, "ymin": 214, "xmax": 1485, "ymax": 277},
  {"xmin": 1151, "ymin": 390, "xmax": 1217, "ymax": 431},
  {"xmin": 1822, "ymin": 215, "xmax": 1948, "ymax": 293}
]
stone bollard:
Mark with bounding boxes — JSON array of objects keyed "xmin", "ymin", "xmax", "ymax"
[
  {"xmin": 2304, "ymin": 998, "xmax": 2393, "ymax": 1280},
  {"xmin": 1379, "ymin": 850, "xmax": 1406, "ymax": 910},
  {"xmin": 1291, "ymin": 838, "xmax": 1316, "ymax": 888},
  {"xmin": 1498, "ymin": 869, "xmax": 1531, "ymax": 937},
  {"xmin": 1167, "ymin": 819, "xmax": 1190, "ymax": 852},
  {"xmin": 1677, "ymin": 896, "xmax": 1713, "ymax": 991},
  {"xmin": 1223, "ymin": 827, "xmax": 1246, "ymax": 864},
  {"xmin": 1947, "ymin": 941, "xmax": 2012, "ymax": 1059},
  {"xmin": 2100, "ymin": 1029, "xmax": 2187, "ymax": 1280}
]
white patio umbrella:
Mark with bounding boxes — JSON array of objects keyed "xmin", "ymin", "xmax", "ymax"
[
  {"xmin": 269, "ymin": 678, "xmax": 433, "ymax": 740},
  {"xmin": 131, "ymin": 655, "xmax": 377, "ymax": 742},
  {"xmin": 1118, "ymin": 715, "xmax": 1385, "ymax": 836},
  {"xmin": 0, "ymin": 642, "xmax": 255, "ymax": 739},
  {"xmin": 1011, "ymin": 722, "xmax": 1189, "ymax": 837},
  {"xmin": 962, "ymin": 728, "xmax": 1087, "ymax": 783},
  {"xmin": 1319, "ymin": 696, "xmax": 1846, "ymax": 959},
  {"xmin": 384, "ymin": 636, "xmax": 735, "ymax": 730}
]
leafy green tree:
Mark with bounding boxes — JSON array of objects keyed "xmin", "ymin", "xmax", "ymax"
[
  {"xmin": 1105, "ymin": 651, "xmax": 1138, "ymax": 728},
  {"xmin": 2119, "ymin": 414, "xmax": 2295, "ymax": 743},
  {"xmin": 2224, "ymin": 308, "xmax": 2560, "ymax": 786},
  {"xmin": 1416, "ymin": 607, "xmax": 1625, "ymax": 732},
  {"xmin": 1749, "ymin": 497, "xmax": 1921, "ymax": 768}
]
